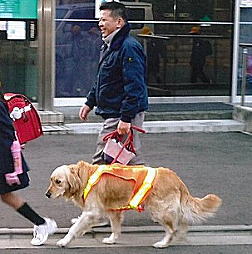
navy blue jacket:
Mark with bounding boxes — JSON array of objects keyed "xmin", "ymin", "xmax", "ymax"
[{"xmin": 85, "ymin": 23, "xmax": 148, "ymax": 123}]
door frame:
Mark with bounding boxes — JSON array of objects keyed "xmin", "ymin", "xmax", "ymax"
[{"xmin": 38, "ymin": 0, "xmax": 55, "ymax": 110}]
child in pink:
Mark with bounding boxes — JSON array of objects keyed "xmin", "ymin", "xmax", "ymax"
[{"xmin": 0, "ymin": 89, "xmax": 57, "ymax": 246}]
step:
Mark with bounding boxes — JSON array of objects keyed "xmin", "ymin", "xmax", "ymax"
[
  {"xmin": 233, "ymin": 105, "xmax": 252, "ymax": 132},
  {"xmin": 38, "ymin": 103, "xmax": 244, "ymax": 134},
  {"xmin": 64, "ymin": 119, "xmax": 245, "ymax": 134},
  {"xmin": 42, "ymin": 124, "xmax": 70, "ymax": 134},
  {"xmin": 145, "ymin": 110, "xmax": 232, "ymax": 121},
  {"xmin": 56, "ymin": 102, "xmax": 234, "ymax": 124},
  {"xmin": 39, "ymin": 110, "xmax": 64, "ymax": 125}
]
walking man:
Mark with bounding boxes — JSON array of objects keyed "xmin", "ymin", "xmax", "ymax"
[{"xmin": 79, "ymin": 1, "xmax": 148, "ymax": 165}]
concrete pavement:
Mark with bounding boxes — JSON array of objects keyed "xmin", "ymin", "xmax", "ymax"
[{"xmin": 0, "ymin": 132, "xmax": 251, "ymax": 250}]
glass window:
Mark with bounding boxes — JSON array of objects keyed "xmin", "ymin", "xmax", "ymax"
[
  {"xmin": 144, "ymin": 0, "xmax": 232, "ymax": 22},
  {"xmin": 55, "ymin": 1, "xmax": 101, "ymax": 97},
  {"xmin": 237, "ymin": 6, "xmax": 252, "ymax": 96},
  {"xmin": 55, "ymin": 9, "xmax": 68, "ymax": 20},
  {"xmin": 0, "ymin": 41, "xmax": 38, "ymax": 101},
  {"xmin": 0, "ymin": 0, "xmax": 38, "ymax": 101},
  {"xmin": 127, "ymin": 8, "xmax": 145, "ymax": 20},
  {"xmin": 55, "ymin": 0, "xmax": 233, "ymax": 98},
  {"xmin": 137, "ymin": 23, "xmax": 232, "ymax": 97}
]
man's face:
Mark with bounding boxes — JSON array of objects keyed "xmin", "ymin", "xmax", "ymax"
[{"xmin": 98, "ymin": 9, "xmax": 121, "ymax": 38}]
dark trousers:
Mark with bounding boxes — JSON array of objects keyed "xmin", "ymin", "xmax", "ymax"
[{"xmin": 190, "ymin": 64, "xmax": 210, "ymax": 83}]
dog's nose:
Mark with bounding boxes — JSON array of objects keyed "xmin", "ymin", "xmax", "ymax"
[{"xmin": 45, "ymin": 191, "xmax": 51, "ymax": 198}]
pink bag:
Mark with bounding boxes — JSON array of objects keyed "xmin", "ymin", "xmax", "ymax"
[
  {"xmin": 5, "ymin": 138, "xmax": 23, "ymax": 186},
  {"xmin": 103, "ymin": 138, "xmax": 136, "ymax": 164},
  {"xmin": 103, "ymin": 126, "xmax": 146, "ymax": 165}
]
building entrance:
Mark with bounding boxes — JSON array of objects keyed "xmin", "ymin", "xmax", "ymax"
[{"xmin": 55, "ymin": 0, "xmax": 233, "ymax": 102}]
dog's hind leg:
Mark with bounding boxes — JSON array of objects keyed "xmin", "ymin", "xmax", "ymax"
[
  {"xmin": 102, "ymin": 211, "xmax": 123, "ymax": 244},
  {"xmin": 153, "ymin": 219, "xmax": 176, "ymax": 248},
  {"xmin": 174, "ymin": 220, "xmax": 188, "ymax": 241},
  {"xmin": 151, "ymin": 209, "xmax": 179, "ymax": 249}
]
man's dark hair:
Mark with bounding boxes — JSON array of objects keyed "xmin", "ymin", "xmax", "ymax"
[{"xmin": 100, "ymin": 1, "xmax": 128, "ymax": 21}]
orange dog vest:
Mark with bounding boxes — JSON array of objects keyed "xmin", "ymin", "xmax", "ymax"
[{"xmin": 83, "ymin": 164, "xmax": 156, "ymax": 212}]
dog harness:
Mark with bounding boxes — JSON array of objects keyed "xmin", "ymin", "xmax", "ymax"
[{"xmin": 83, "ymin": 164, "xmax": 156, "ymax": 212}]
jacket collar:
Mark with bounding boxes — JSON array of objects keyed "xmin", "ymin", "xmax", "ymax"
[
  {"xmin": 103, "ymin": 28, "xmax": 120, "ymax": 48},
  {"xmin": 98, "ymin": 23, "xmax": 130, "ymax": 65},
  {"xmin": 109, "ymin": 22, "xmax": 130, "ymax": 50}
]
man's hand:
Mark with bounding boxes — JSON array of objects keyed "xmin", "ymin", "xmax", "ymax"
[
  {"xmin": 117, "ymin": 120, "xmax": 131, "ymax": 135},
  {"xmin": 79, "ymin": 105, "xmax": 91, "ymax": 121}
]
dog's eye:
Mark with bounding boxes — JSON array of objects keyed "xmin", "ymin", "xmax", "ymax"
[{"xmin": 55, "ymin": 179, "xmax": 61, "ymax": 184}]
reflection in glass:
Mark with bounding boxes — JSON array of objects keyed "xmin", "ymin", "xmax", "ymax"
[
  {"xmin": 237, "ymin": 7, "xmax": 252, "ymax": 96},
  {"xmin": 55, "ymin": 0, "xmax": 233, "ymax": 98},
  {"xmin": 138, "ymin": 24, "xmax": 231, "ymax": 97},
  {"xmin": 56, "ymin": 21, "xmax": 102, "ymax": 97},
  {"xmin": 0, "ymin": 41, "xmax": 38, "ymax": 101}
]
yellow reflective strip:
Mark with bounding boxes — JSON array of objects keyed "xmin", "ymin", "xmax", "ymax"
[
  {"xmin": 144, "ymin": 167, "xmax": 156, "ymax": 183},
  {"xmin": 83, "ymin": 165, "xmax": 109, "ymax": 199},
  {"xmin": 129, "ymin": 167, "xmax": 156, "ymax": 208}
]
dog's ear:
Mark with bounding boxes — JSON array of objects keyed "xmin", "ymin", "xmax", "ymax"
[
  {"xmin": 66, "ymin": 166, "xmax": 82, "ymax": 195},
  {"xmin": 77, "ymin": 160, "xmax": 90, "ymax": 169}
]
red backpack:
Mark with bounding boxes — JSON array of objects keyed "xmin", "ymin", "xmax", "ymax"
[{"xmin": 4, "ymin": 93, "xmax": 43, "ymax": 144}]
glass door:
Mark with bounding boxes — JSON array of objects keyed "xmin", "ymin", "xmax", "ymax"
[
  {"xmin": 237, "ymin": 3, "xmax": 252, "ymax": 102},
  {"xmin": 54, "ymin": 0, "xmax": 233, "ymax": 100},
  {"xmin": 0, "ymin": 0, "xmax": 38, "ymax": 101},
  {"xmin": 0, "ymin": 40, "xmax": 38, "ymax": 101}
]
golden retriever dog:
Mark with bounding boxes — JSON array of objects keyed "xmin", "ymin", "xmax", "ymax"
[{"xmin": 46, "ymin": 161, "xmax": 222, "ymax": 248}]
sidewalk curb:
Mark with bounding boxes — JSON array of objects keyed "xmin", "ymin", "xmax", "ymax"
[
  {"xmin": 63, "ymin": 120, "xmax": 245, "ymax": 134},
  {"xmin": 0, "ymin": 225, "xmax": 251, "ymax": 235}
]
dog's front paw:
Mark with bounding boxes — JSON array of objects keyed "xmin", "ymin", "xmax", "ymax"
[
  {"xmin": 56, "ymin": 238, "xmax": 70, "ymax": 247},
  {"xmin": 102, "ymin": 233, "xmax": 117, "ymax": 244},
  {"xmin": 153, "ymin": 240, "xmax": 169, "ymax": 249},
  {"xmin": 102, "ymin": 237, "xmax": 116, "ymax": 244}
]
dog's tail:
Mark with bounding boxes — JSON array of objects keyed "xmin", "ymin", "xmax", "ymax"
[{"xmin": 181, "ymin": 192, "xmax": 222, "ymax": 223}]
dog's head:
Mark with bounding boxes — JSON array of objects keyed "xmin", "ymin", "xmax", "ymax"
[{"xmin": 45, "ymin": 163, "xmax": 83, "ymax": 199}]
